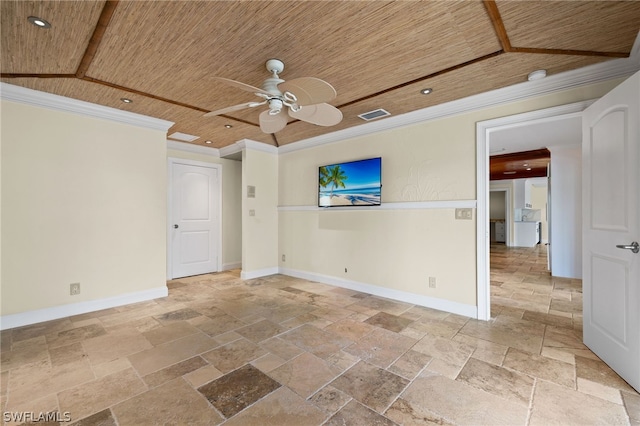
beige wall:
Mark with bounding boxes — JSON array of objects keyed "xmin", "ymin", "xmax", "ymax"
[
  {"xmin": 242, "ymin": 148, "xmax": 279, "ymax": 273},
  {"xmin": 1, "ymin": 100, "xmax": 168, "ymax": 315},
  {"xmin": 279, "ymin": 116, "xmax": 478, "ymax": 306},
  {"xmin": 278, "ymin": 79, "xmax": 622, "ymax": 309},
  {"xmin": 167, "ymin": 149, "xmax": 242, "ymax": 269},
  {"xmin": 0, "ymin": 77, "xmax": 623, "ymax": 319}
]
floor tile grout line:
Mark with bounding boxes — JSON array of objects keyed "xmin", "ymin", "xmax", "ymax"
[{"xmin": 525, "ymin": 378, "xmax": 538, "ymax": 426}]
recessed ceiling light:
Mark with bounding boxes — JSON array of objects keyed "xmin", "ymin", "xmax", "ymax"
[
  {"xmin": 503, "ymin": 171, "xmax": 517, "ymax": 175},
  {"xmin": 523, "ymin": 163, "xmax": 529, "ymax": 167},
  {"xmin": 205, "ymin": 140, "xmax": 213, "ymax": 144},
  {"xmin": 224, "ymin": 124, "xmax": 233, "ymax": 129},
  {"xmin": 120, "ymin": 98, "xmax": 133, "ymax": 103},
  {"xmin": 28, "ymin": 16, "xmax": 51, "ymax": 28},
  {"xmin": 420, "ymin": 88, "xmax": 433, "ymax": 95},
  {"xmin": 526, "ymin": 168, "xmax": 532, "ymax": 171},
  {"xmin": 527, "ymin": 69, "xmax": 547, "ymax": 81}
]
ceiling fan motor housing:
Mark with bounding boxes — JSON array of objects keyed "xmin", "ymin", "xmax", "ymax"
[
  {"xmin": 268, "ymin": 98, "xmax": 283, "ymax": 115},
  {"xmin": 262, "ymin": 76, "xmax": 284, "ymax": 96}
]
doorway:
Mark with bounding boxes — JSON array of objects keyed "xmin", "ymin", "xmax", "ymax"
[
  {"xmin": 476, "ymin": 101, "xmax": 592, "ymax": 320},
  {"xmin": 168, "ymin": 158, "xmax": 222, "ymax": 279}
]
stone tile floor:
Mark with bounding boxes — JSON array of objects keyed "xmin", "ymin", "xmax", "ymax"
[{"xmin": 1, "ymin": 244, "xmax": 639, "ymax": 425}]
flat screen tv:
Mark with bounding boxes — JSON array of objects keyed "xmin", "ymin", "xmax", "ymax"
[{"xmin": 318, "ymin": 157, "xmax": 382, "ymax": 207}]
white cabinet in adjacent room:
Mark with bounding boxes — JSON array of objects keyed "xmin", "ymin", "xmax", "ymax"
[
  {"xmin": 495, "ymin": 221, "xmax": 505, "ymax": 242},
  {"xmin": 514, "ymin": 221, "xmax": 540, "ymax": 247}
]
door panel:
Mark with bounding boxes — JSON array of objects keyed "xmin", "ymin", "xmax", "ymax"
[
  {"xmin": 590, "ymin": 109, "xmax": 628, "ymax": 231},
  {"xmin": 583, "ymin": 70, "xmax": 639, "ymax": 392},
  {"xmin": 180, "ymin": 231, "xmax": 211, "ymax": 264},
  {"xmin": 591, "ymin": 254, "xmax": 628, "ymax": 345},
  {"xmin": 180, "ymin": 172, "xmax": 212, "ymax": 220},
  {"xmin": 171, "ymin": 162, "xmax": 220, "ymax": 278}
]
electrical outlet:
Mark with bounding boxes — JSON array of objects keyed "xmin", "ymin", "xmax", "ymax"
[
  {"xmin": 428, "ymin": 277, "xmax": 436, "ymax": 288},
  {"xmin": 70, "ymin": 282, "xmax": 80, "ymax": 295},
  {"xmin": 282, "ymin": 254, "xmax": 286, "ymax": 262}
]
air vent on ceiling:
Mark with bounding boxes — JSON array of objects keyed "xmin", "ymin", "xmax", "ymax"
[
  {"xmin": 168, "ymin": 132, "xmax": 199, "ymax": 142},
  {"xmin": 358, "ymin": 109, "xmax": 391, "ymax": 121}
]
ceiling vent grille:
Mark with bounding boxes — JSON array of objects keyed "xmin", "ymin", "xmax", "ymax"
[
  {"xmin": 358, "ymin": 108, "xmax": 391, "ymax": 121},
  {"xmin": 168, "ymin": 131, "xmax": 199, "ymax": 142}
]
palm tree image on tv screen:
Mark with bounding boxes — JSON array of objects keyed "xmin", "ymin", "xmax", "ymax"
[{"xmin": 318, "ymin": 158, "xmax": 381, "ymax": 207}]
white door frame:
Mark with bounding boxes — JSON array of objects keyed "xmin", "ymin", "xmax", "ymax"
[
  {"xmin": 489, "ymin": 186, "xmax": 513, "ymax": 246},
  {"xmin": 475, "ymin": 100, "xmax": 594, "ymax": 320},
  {"xmin": 167, "ymin": 157, "xmax": 223, "ymax": 279}
]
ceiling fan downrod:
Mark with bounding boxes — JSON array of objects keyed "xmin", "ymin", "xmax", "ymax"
[{"xmin": 262, "ymin": 60, "xmax": 301, "ymax": 114}]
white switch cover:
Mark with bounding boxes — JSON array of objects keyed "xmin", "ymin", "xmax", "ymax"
[{"xmin": 455, "ymin": 208, "xmax": 473, "ymax": 220}]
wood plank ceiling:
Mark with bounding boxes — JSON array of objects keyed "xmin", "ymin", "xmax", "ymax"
[
  {"xmin": 2, "ymin": 1, "xmax": 639, "ymax": 150},
  {"xmin": 490, "ymin": 149, "xmax": 550, "ymax": 181}
]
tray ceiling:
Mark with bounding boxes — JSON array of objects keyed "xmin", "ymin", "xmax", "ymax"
[{"xmin": 2, "ymin": 1, "xmax": 639, "ymax": 149}]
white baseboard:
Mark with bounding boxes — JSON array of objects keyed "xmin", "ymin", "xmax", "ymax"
[
  {"xmin": 240, "ymin": 267, "xmax": 280, "ymax": 280},
  {"xmin": 279, "ymin": 267, "xmax": 477, "ymax": 318},
  {"xmin": 222, "ymin": 262, "xmax": 242, "ymax": 271},
  {"xmin": 0, "ymin": 286, "xmax": 168, "ymax": 330}
]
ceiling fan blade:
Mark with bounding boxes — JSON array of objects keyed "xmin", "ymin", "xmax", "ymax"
[
  {"xmin": 278, "ymin": 77, "xmax": 336, "ymax": 106},
  {"xmin": 213, "ymin": 77, "xmax": 271, "ymax": 96},
  {"xmin": 259, "ymin": 110, "xmax": 288, "ymax": 133},
  {"xmin": 288, "ymin": 103, "xmax": 343, "ymax": 126},
  {"xmin": 203, "ymin": 101, "xmax": 265, "ymax": 117}
]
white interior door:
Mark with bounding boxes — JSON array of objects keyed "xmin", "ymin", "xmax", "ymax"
[
  {"xmin": 583, "ymin": 70, "xmax": 640, "ymax": 392},
  {"xmin": 171, "ymin": 161, "xmax": 221, "ymax": 279}
]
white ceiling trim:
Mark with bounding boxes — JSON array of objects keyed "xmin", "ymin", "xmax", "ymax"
[
  {"xmin": 168, "ymin": 138, "xmax": 276, "ymax": 158},
  {"xmin": 166, "ymin": 140, "xmax": 221, "ymax": 156},
  {"xmin": 482, "ymin": 100, "xmax": 593, "ymax": 135},
  {"xmin": 280, "ymin": 34, "xmax": 640, "ymax": 155},
  {"xmin": 0, "ymin": 82, "xmax": 174, "ymax": 131},
  {"xmin": 230, "ymin": 139, "xmax": 279, "ymax": 155}
]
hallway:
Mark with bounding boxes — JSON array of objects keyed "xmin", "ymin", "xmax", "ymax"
[{"xmin": 490, "ymin": 243, "xmax": 582, "ymax": 319}]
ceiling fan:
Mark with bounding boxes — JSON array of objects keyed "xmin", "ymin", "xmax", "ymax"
[{"xmin": 204, "ymin": 59, "xmax": 343, "ymax": 133}]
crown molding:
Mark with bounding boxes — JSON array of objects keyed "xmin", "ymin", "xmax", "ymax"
[
  {"xmin": 166, "ymin": 138, "xmax": 278, "ymax": 158},
  {"xmin": 280, "ymin": 34, "xmax": 640, "ymax": 154},
  {"xmin": 235, "ymin": 139, "xmax": 279, "ymax": 155},
  {"xmin": 166, "ymin": 140, "xmax": 221, "ymax": 157},
  {"xmin": 0, "ymin": 82, "xmax": 174, "ymax": 131},
  {"xmin": 481, "ymin": 99, "xmax": 594, "ymax": 134},
  {"xmin": 218, "ymin": 142, "xmax": 243, "ymax": 158}
]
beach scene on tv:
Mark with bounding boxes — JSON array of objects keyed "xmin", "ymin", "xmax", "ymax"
[{"xmin": 319, "ymin": 158, "xmax": 382, "ymax": 207}]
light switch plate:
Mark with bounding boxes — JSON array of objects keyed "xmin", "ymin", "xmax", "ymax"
[{"xmin": 455, "ymin": 208, "xmax": 473, "ymax": 220}]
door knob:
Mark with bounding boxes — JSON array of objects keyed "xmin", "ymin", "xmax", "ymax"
[
  {"xmin": 173, "ymin": 224, "xmax": 179, "ymax": 229},
  {"xmin": 616, "ymin": 241, "xmax": 639, "ymax": 254}
]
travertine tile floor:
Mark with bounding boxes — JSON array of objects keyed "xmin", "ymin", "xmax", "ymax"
[{"xmin": 1, "ymin": 244, "xmax": 639, "ymax": 425}]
